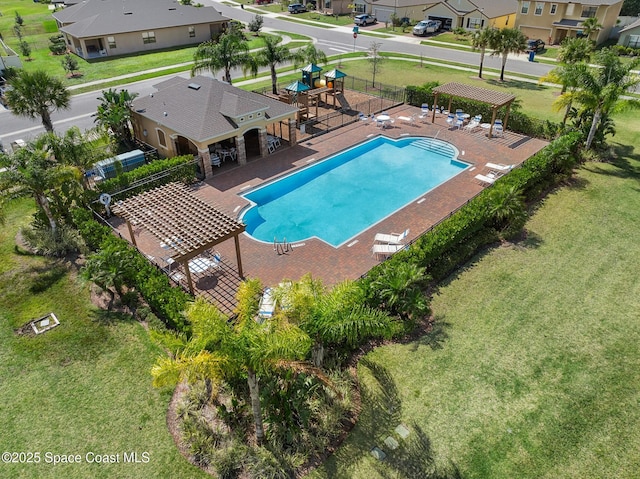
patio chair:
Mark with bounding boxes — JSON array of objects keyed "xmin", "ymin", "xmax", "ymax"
[
  {"xmin": 475, "ymin": 173, "xmax": 499, "ymax": 185},
  {"xmin": 446, "ymin": 113, "xmax": 455, "ymax": 126},
  {"xmin": 397, "ymin": 115, "xmax": 416, "ymax": 125},
  {"xmin": 211, "ymin": 154, "xmax": 221, "ymax": 167},
  {"xmin": 374, "ymin": 229, "xmax": 409, "ymax": 244},
  {"xmin": 454, "ymin": 116, "xmax": 464, "ymax": 130},
  {"xmin": 372, "ymin": 243, "xmax": 406, "ymax": 260},
  {"xmin": 485, "ymin": 162, "xmax": 513, "ymax": 171},
  {"xmin": 463, "ymin": 116, "xmax": 481, "ymax": 132}
]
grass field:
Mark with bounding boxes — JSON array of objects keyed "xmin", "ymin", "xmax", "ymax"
[
  {"xmin": 0, "ymin": 199, "xmax": 208, "ymax": 478},
  {"xmin": 304, "ymin": 104, "xmax": 640, "ymax": 478},
  {"xmin": 2, "ymin": 16, "xmax": 640, "ymax": 476}
]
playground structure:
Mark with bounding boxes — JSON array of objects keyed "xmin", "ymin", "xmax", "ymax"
[{"xmin": 276, "ymin": 64, "xmax": 347, "ymax": 122}]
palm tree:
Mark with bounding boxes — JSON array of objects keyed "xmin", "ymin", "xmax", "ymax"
[
  {"xmin": 541, "ymin": 62, "xmax": 589, "ymax": 125},
  {"xmin": 581, "ymin": 17, "xmax": 603, "ymax": 42},
  {"xmin": 153, "ymin": 288, "xmax": 312, "ymax": 445},
  {"xmin": 0, "ymin": 139, "xmax": 77, "ymax": 233},
  {"xmin": 279, "ymin": 276, "xmax": 399, "ymax": 367},
  {"xmin": 94, "ymin": 89, "xmax": 139, "ymax": 148},
  {"xmin": 370, "ymin": 262, "xmax": 430, "ymax": 325},
  {"xmin": 298, "ymin": 43, "xmax": 328, "ymax": 67},
  {"xmin": 471, "ymin": 28, "xmax": 496, "ymax": 79},
  {"xmin": 557, "ymin": 37, "xmax": 592, "ymax": 67},
  {"xmin": 489, "ymin": 28, "xmax": 528, "ymax": 82},
  {"xmin": 5, "ymin": 70, "xmax": 70, "ymax": 132},
  {"xmin": 254, "ymin": 35, "xmax": 296, "ymax": 94},
  {"xmin": 191, "ymin": 32, "xmax": 257, "ymax": 84},
  {"xmin": 564, "ymin": 48, "xmax": 640, "ymax": 149},
  {"xmin": 486, "ymin": 184, "xmax": 527, "ymax": 238}
]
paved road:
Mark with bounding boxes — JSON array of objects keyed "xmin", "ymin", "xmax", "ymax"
[{"xmin": 0, "ymin": 2, "xmax": 554, "ymax": 148}]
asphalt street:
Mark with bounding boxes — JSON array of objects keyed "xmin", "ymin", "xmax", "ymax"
[{"xmin": 0, "ymin": 2, "xmax": 555, "ymax": 148}]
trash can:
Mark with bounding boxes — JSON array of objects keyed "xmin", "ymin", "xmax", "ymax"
[{"xmin": 528, "ymin": 50, "xmax": 535, "ymax": 62}]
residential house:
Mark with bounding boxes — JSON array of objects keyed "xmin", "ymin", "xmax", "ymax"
[
  {"xmin": 130, "ymin": 76, "xmax": 300, "ymax": 179},
  {"xmin": 515, "ymin": 0, "xmax": 624, "ymax": 45},
  {"xmin": 52, "ymin": 0, "xmax": 229, "ymax": 59},
  {"xmin": 421, "ymin": 0, "xmax": 517, "ymax": 31},
  {"xmin": 617, "ymin": 18, "xmax": 640, "ymax": 48}
]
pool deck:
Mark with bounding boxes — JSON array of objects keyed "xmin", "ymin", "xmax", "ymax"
[{"xmin": 114, "ymin": 105, "xmax": 548, "ymax": 314}]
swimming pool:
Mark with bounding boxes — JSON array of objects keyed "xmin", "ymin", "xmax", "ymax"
[{"xmin": 240, "ymin": 136, "xmax": 469, "ymax": 247}]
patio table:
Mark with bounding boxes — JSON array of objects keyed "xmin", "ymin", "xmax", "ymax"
[{"xmin": 188, "ymin": 257, "xmax": 216, "ymax": 273}]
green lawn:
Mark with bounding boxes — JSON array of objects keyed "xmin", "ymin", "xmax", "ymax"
[{"xmin": 0, "ymin": 199, "xmax": 207, "ymax": 478}]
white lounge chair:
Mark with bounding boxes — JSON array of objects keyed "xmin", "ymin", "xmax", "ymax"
[
  {"xmin": 372, "ymin": 243, "xmax": 405, "ymax": 259},
  {"xmin": 475, "ymin": 173, "xmax": 498, "ymax": 185},
  {"xmin": 397, "ymin": 115, "xmax": 415, "ymax": 125},
  {"xmin": 485, "ymin": 162, "xmax": 514, "ymax": 171},
  {"xmin": 258, "ymin": 287, "xmax": 275, "ymax": 321},
  {"xmin": 374, "ymin": 229, "xmax": 409, "ymax": 244},
  {"xmin": 464, "ymin": 117, "xmax": 480, "ymax": 132}
]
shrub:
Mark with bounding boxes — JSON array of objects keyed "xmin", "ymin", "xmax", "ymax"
[
  {"xmin": 361, "ymin": 132, "xmax": 583, "ymax": 291},
  {"xmin": 95, "ymin": 155, "xmax": 197, "ymax": 200},
  {"xmin": 20, "ymin": 223, "xmax": 86, "ymax": 257}
]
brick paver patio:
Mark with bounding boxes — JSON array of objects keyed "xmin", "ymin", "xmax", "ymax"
[{"xmin": 113, "ymin": 105, "xmax": 548, "ymax": 314}]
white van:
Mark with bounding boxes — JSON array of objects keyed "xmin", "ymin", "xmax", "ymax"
[{"xmin": 412, "ymin": 20, "xmax": 441, "ymax": 36}]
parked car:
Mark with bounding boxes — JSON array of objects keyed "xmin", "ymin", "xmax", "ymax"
[
  {"xmin": 412, "ymin": 20, "xmax": 441, "ymax": 36},
  {"xmin": 354, "ymin": 14, "xmax": 377, "ymax": 26},
  {"xmin": 288, "ymin": 3, "xmax": 307, "ymax": 13},
  {"xmin": 526, "ymin": 39, "xmax": 545, "ymax": 53}
]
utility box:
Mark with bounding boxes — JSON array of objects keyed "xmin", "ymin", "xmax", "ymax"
[{"xmin": 93, "ymin": 149, "xmax": 146, "ymax": 179}]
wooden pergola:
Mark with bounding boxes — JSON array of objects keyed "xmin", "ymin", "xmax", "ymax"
[
  {"xmin": 431, "ymin": 82, "xmax": 516, "ymax": 138},
  {"xmin": 111, "ymin": 182, "xmax": 246, "ymax": 295}
]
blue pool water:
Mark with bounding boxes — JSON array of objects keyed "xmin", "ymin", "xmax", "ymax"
[{"xmin": 240, "ymin": 136, "xmax": 468, "ymax": 247}]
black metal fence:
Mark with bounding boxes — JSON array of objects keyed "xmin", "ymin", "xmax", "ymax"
[{"xmin": 254, "ymin": 76, "xmax": 406, "ymax": 141}]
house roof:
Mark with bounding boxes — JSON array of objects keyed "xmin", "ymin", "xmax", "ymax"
[
  {"xmin": 620, "ymin": 18, "xmax": 640, "ymax": 34},
  {"xmin": 541, "ymin": 0, "xmax": 621, "ymax": 5},
  {"xmin": 53, "ymin": 0, "xmax": 228, "ymax": 38},
  {"xmin": 423, "ymin": 0, "xmax": 516, "ymax": 19},
  {"xmin": 132, "ymin": 75, "xmax": 299, "ymax": 143}
]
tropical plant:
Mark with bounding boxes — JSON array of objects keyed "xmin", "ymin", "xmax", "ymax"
[
  {"xmin": 489, "ymin": 28, "xmax": 528, "ymax": 82},
  {"xmin": 540, "ymin": 62, "xmax": 589, "ymax": 125},
  {"xmin": 94, "ymin": 88, "xmax": 139, "ymax": 148},
  {"xmin": 581, "ymin": 16, "xmax": 603, "ymax": 41},
  {"xmin": 560, "ymin": 48, "xmax": 640, "ymax": 149},
  {"xmin": 5, "ymin": 70, "xmax": 71, "ymax": 133},
  {"xmin": 0, "ymin": 139, "xmax": 78, "ymax": 233},
  {"xmin": 297, "ymin": 42, "xmax": 328, "ymax": 67},
  {"xmin": 152, "ymin": 290, "xmax": 313, "ymax": 445},
  {"xmin": 557, "ymin": 37, "xmax": 592, "ymax": 66},
  {"xmin": 191, "ymin": 32, "xmax": 257, "ymax": 84},
  {"xmin": 254, "ymin": 35, "xmax": 296, "ymax": 94},
  {"xmin": 369, "ymin": 262, "xmax": 430, "ymax": 325},
  {"xmin": 276, "ymin": 275, "xmax": 399, "ymax": 367},
  {"xmin": 486, "ymin": 184, "xmax": 527, "ymax": 239},
  {"xmin": 471, "ymin": 28, "xmax": 496, "ymax": 79}
]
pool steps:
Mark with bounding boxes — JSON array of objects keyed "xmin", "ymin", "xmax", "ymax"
[{"xmin": 412, "ymin": 139, "xmax": 456, "ymax": 158}]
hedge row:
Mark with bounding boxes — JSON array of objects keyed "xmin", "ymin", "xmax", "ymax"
[
  {"xmin": 405, "ymin": 84, "xmax": 560, "ymax": 140},
  {"xmin": 72, "ymin": 208, "xmax": 192, "ymax": 332},
  {"xmin": 94, "ymin": 155, "xmax": 198, "ymax": 200},
  {"xmin": 362, "ymin": 131, "xmax": 583, "ymax": 291}
]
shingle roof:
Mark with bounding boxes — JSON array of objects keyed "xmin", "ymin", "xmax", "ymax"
[
  {"xmin": 132, "ymin": 75, "xmax": 299, "ymax": 143},
  {"xmin": 53, "ymin": 0, "xmax": 228, "ymax": 37},
  {"xmin": 620, "ymin": 18, "xmax": 640, "ymax": 33},
  {"xmin": 423, "ymin": 0, "xmax": 516, "ymax": 18}
]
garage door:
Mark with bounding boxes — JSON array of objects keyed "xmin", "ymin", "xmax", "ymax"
[
  {"xmin": 519, "ymin": 26, "xmax": 550, "ymax": 40},
  {"xmin": 373, "ymin": 7, "xmax": 393, "ymax": 23}
]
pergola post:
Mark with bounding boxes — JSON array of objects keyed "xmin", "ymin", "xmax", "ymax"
[
  {"xmin": 431, "ymin": 92, "xmax": 440, "ymax": 123},
  {"xmin": 503, "ymin": 101, "xmax": 513, "ymax": 130},
  {"xmin": 183, "ymin": 261, "xmax": 195, "ymax": 295},
  {"xmin": 125, "ymin": 220, "xmax": 137, "ymax": 246},
  {"xmin": 234, "ymin": 234, "xmax": 244, "ymax": 278}
]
